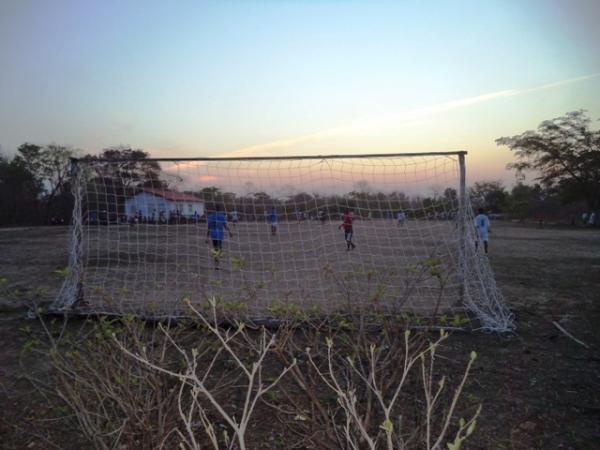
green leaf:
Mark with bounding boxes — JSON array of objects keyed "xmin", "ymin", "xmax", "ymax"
[
  {"xmin": 53, "ymin": 266, "xmax": 70, "ymax": 277},
  {"xmin": 379, "ymin": 419, "xmax": 393, "ymax": 433}
]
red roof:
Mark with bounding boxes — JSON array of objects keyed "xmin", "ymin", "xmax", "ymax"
[{"xmin": 140, "ymin": 187, "xmax": 202, "ymax": 203}]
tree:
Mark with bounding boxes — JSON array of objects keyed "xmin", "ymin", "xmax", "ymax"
[
  {"xmin": 81, "ymin": 146, "xmax": 165, "ymax": 219},
  {"xmin": 198, "ymin": 186, "xmax": 222, "ymax": 200},
  {"xmin": 443, "ymin": 187, "xmax": 457, "ymax": 202},
  {"xmin": 84, "ymin": 146, "xmax": 163, "ymax": 189},
  {"xmin": 388, "ymin": 191, "xmax": 409, "ymax": 212},
  {"xmin": 286, "ymin": 192, "xmax": 315, "ymax": 214},
  {"xmin": 506, "ymin": 183, "xmax": 543, "ymax": 221},
  {"xmin": 442, "ymin": 187, "xmax": 458, "ymax": 210},
  {"xmin": 253, "ymin": 191, "xmax": 273, "ymax": 205},
  {"xmin": 0, "ymin": 154, "xmax": 43, "ymax": 225},
  {"xmin": 197, "ymin": 186, "xmax": 235, "ymax": 209},
  {"xmin": 14, "ymin": 143, "xmax": 74, "ymax": 220},
  {"xmin": 469, "ymin": 181, "xmax": 508, "ymax": 212},
  {"xmin": 497, "ymin": 110, "xmax": 600, "ymax": 210}
]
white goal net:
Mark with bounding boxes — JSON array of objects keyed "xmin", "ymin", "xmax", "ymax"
[{"xmin": 53, "ymin": 152, "xmax": 514, "ymax": 331}]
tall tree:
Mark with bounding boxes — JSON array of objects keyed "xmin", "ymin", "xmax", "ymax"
[
  {"xmin": 80, "ymin": 147, "xmax": 165, "ymax": 219},
  {"xmin": 443, "ymin": 187, "xmax": 457, "ymax": 202},
  {"xmin": 443, "ymin": 187, "xmax": 458, "ymax": 209},
  {"xmin": 84, "ymin": 146, "xmax": 163, "ymax": 189},
  {"xmin": 506, "ymin": 182, "xmax": 544, "ymax": 220},
  {"xmin": 469, "ymin": 181, "xmax": 508, "ymax": 212},
  {"xmin": 497, "ymin": 110, "xmax": 600, "ymax": 210},
  {"xmin": 14, "ymin": 143, "xmax": 74, "ymax": 220}
]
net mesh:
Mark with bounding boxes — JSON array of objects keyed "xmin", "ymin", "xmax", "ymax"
[{"xmin": 54, "ymin": 153, "xmax": 514, "ymax": 332}]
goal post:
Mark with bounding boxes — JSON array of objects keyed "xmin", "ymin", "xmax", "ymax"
[{"xmin": 53, "ymin": 151, "xmax": 514, "ymax": 332}]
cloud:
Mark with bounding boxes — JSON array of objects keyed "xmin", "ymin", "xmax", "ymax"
[
  {"xmin": 518, "ymin": 73, "xmax": 600, "ymax": 95},
  {"xmin": 198, "ymin": 175, "xmax": 218, "ymax": 183},
  {"xmin": 219, "ymin": 72, "xmax": 600, "ymax": 158}
]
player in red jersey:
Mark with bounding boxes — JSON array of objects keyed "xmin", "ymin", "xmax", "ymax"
[{"xmin": 338, "ymin": 209, "xmax": 356, "ymax": 251}]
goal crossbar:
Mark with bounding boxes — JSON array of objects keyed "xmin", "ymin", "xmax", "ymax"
[{"xmin": 74, "ymin": 150, "xmax": 468, "ymax": 163}]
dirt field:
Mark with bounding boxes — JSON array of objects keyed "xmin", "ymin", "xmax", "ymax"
[
  {"xmin": 57, "ymin": 219, "xmax": 470, "ymax": 317},
  {"xmin": 1, "ymin": 222, "xmax": 599, "ymax": 448}
]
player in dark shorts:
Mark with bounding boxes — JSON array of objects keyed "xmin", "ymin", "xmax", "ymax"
[
  {"xmin": 338, "ymin": 209, "xmax": 356, "ymax": 251},
  {"xmin": 205, "ymin": 205, "xmax": 233, "ymax": 268},
  {"xmin": 319, "ymin": 210, "xmax": 327, "ymax": 225}
]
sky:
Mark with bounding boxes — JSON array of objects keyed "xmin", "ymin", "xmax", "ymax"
[{"xmin": 1, "ymin": 0, "xmax": 599, "ymax": 187}]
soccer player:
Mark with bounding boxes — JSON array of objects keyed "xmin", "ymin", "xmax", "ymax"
[
  {"xmin": 338, "ymin": 209, "xmax": 356, "ymax": 251},
  {"xmin": 536, "ymin": 211, "xmax": 544, "ymax": 229},
  {"xmin": 319, "ymin": 210, "xmax": 327, "ymax": 225},
  {"xmin": 474, "ymin": 207, "xmax": 490, "ymax": 254},
  {"xmin": 397, "ymin": 210, "xmax": 406, "ymax": 227},
  {"xmin": 588, "ymin": 211, "xmax": 596, "ymax": 227},
  {"xmin": 231, "ymin": 210, "xmax": 239, "ymax": 226},
  {"xmin": 205, "ymin": 204, "xmax": 233, "ymax": 269},
  {"xmin": 582, "ymin": 211, "xmax": 589, "ymax": 226},
  {"xmin": 269, "ymin": 206, "xmax": 278, "ymax": 235}
]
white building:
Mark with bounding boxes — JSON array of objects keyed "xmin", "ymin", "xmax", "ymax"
[{"xmin": 125, "ymin": 188, "xmax": 204, "ymax": 220}]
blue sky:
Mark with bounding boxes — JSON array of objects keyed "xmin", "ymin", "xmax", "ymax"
[{"xmin": 1, "ymin": 0, "xmax": 599, "ymax": 183}]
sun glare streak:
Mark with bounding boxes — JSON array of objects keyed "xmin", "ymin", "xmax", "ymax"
[{"xmin": 217, "ymin": 73, "xmax": 600, "ymax": 158}]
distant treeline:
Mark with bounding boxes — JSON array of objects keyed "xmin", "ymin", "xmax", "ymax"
[{"xmin": 2, "ymin": 111, "xmax": 599, "ymax": 228}]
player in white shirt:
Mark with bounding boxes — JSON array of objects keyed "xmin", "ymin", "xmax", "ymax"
[
  {"xmin": 231, "ymin": 210, "xmax": 239, "ymax": 226},
  {"xmin": 588, "ymin": 211, "xmax": 596, "ymax": 227},
  {"xmin": 397, "ymin": 210, "xmax": 406, "ymax": 227},
  {"xmin": 474, "ymin": 208, "xmax": 491, "ymax": 254}
]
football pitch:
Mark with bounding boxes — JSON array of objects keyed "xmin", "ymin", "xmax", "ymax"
[{"xmin": 69, "ymin": 219, "xmax": 464, "ymax": 317}]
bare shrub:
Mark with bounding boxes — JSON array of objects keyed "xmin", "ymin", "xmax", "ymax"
[
  {"xmin": 26, "ymin": 315, "xmax": 189, "ymax": 449},
  {"xmin": 27, "ymin": 299, "xmax": 479, "ymax": 450},
  {"xmin": 114, "ymin": 298, "xmax": 296, "ymax": 450},
  {"xmin": 268, "ymin": 315, "xmax": 480, "ymax": 449}
]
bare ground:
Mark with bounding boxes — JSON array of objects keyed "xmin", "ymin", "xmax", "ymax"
[
  {"xmin": 60, "ymin": 220, "xmax": 467, "ymax": 316},
  {"xmin": 0, "ymin": 223, "xmax": 599, "ymax": 449}
]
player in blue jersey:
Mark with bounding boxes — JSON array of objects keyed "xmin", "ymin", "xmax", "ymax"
[
  {"xmin": 269, "ymin": 206, "xmax": 278, "ymax": 235},
  {"xmin": 205, "ymin": 204, "xmax": 233, "ymax": 268}
]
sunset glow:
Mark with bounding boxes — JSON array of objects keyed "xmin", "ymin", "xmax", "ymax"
[{"xmin": 1, "ymin": 0, "xmax": 599, "ymax": 185}]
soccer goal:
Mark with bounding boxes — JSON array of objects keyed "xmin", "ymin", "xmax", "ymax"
[{"xmin": 53, "ymin": 152, "xmax": 514, "ymax": 332}]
